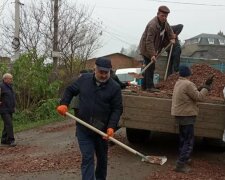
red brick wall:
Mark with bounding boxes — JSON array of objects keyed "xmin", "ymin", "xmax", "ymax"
[{"xmin": 85, "ymin": 53, "xmax": 142, "ymax": 70}]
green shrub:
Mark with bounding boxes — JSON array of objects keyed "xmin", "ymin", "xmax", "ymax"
[{"xmin": 34, "ymin": 98, "xmax": 60, "ymax": 120}]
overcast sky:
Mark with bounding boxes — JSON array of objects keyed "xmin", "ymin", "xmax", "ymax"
[
  {"xmin": 76, "ymin": 0, "xmax": 225, "ymax": 57},
  {"xmin": 1, "ymin": 0, "xmax": 225, "ymax": 58}
]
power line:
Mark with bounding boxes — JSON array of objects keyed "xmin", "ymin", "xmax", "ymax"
[
  {"xmin": 147, "ymin": 0, "xmax": 225, "ymax": 7},
  {"xmin": 0, "ymin": 0, "xmax": 10, "ymax": 16},
  {"xmin": 82, "ymin": 12, "xmax": 136, "ymax": 46},
  {"xmin": 95, "ymin": 6, "xmax": 151, "ymax": 12},
  {"xmin": 103, "ymin": 30, "xmax": 134, "ymax": 46}
]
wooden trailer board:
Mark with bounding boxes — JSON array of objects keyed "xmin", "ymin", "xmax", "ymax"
[{"xmin": 119, "ymin": 93, "xmax": 225, "ymax": 142}]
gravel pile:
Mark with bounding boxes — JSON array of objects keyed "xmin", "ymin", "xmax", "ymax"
[
  {"xmin": 158, "ymin": 63, "xmax": 225, "ymax": 99},
  {"xmin": 128, "ymin": 63, "xmax": 225, "ymax": 102}
]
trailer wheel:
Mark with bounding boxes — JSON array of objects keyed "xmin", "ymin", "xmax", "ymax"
[
  {"xmin": 203, "ymin": 137, "xmax": 225, "ymax": 151},
  {"xmin": 126, "ymin": 128, "xmax": 151, "ymax": 143}
]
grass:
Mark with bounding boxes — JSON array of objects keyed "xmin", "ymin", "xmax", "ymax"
[{"xmin": 0, "ymin": 117, "xmax": 64, "ymax": 136}]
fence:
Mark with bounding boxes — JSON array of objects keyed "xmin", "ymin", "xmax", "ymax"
[{"xmin": 155, "ymin": 56, "xmax": 225, "ymax": 81}]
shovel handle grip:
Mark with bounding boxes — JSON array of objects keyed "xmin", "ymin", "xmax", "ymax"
[
  {"xmin": 65, "ymin": 112, "xmax": 167, "ymax": 165},
  {"xmin": 65, "ymin": 112, "xmax": 144, "ymax": 156},
  {"xmin": 164, "ymin": 44, "xmax": 174, "ymax": 81},
  {"xmin": 141, "ymin": 42, "xmax": 172, "ymax": 75}
]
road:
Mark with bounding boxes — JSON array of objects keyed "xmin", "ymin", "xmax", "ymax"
[{"xmin": 0, "ymin": 119, "xmax": 225, "ymax": 180}]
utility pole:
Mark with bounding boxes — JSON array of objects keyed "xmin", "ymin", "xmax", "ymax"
[
  {"xmin": 12, "ymin": 0, "xmax": 21, "ymax": 60},
  {"xmin": 52, "ymin": 0, "xmax": 59, "ymax": 70}
]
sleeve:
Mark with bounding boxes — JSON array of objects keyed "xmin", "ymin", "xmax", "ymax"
[
  {"xmin": 186, "ymin": 82, "xmax": 208, "ymax": 102},
  {"xmin": 145, "ymin": 26, "xmax": 157, "ymax": 57},
  {"xmin": 107, "ymin": 87, "xmax": 123, "ymax": 129},
  {"xmin": 112, "ymin": 75, "xmax": 127, "ymax": 89},
  {"xmin": 171, "ymin": 24, "xmax": 183, "ymax": 35},
  {"xmin": 60, "ymin": 78, "xmax": 81, "ymax": 106},
  {"xmin": 166, "ymin": 23, "xmax": 175, "ymax": 40}
]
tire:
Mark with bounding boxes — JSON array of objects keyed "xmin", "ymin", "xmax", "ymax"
[
  {"xmin": 203, "ymin": 137, "xmax": 225, "ymax": 152},
  {"xmin": 126, "ymin": 128, "xmax": 151, "ymax": 143}
]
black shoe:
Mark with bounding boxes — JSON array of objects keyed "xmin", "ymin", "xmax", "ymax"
[
  {"xmin": 174, "ymin": 163, "xmax": 191, "ymax": 173},
  {"xmin": 186, "ymin": 159, "xmax": 192, "ymax": 165},
  {"xmin": 9, "ymin": 141, "xmax": 17, "ymax": 147}
]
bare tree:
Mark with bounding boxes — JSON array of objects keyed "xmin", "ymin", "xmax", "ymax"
[
  {"xmin": 120, "ymin": 44, "xmax": 139, "ymax": 58},
  {"xmin": 0, "ymin": 0, "xmax": 102, "ymax": 76}
]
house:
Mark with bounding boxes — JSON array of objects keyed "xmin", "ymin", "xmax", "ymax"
[
  {"xmin": 182, "ymin": 33, "xmax": 225, "ymax": 60},
  {"xmin": 85, "ymin": 53, "xmax": 142, "ymax": 70}
]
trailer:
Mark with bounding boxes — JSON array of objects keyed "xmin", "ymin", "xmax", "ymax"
[{"xmin": 119, "ymin": 91, "xmax": 225, "ymax": 144}]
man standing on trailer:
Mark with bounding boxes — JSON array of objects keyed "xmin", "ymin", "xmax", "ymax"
[{"xmin": 139, "ymin": 5, "xmax": 175, "ymax": 92}]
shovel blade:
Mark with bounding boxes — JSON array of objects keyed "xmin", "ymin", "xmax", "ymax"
[
  {"xmin": 128, "ymin": 72, "xmax": 144, "ymax": 79},
  {"xmin": 142, "ymin": 155, "xmax": 167, "ymax": 165}
]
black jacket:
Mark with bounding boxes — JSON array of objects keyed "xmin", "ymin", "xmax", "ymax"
[
  {"xmin": 0, "ymin": 82, "xmax": 16, "ymax": 114},
  {"xmin": 60, "ymin": 73, "xmax": 123, "ymax": 132},
  {"xmin": 110, "ymin": 71, "xmax": 127, "ymax": 89},
  {"xmin": 171, "ymin": 24, "xmax": 183, "ymax": 49}
]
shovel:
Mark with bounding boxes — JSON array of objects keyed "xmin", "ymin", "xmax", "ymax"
[
  {"xmin": 164, "ymin": 44, "xmax": 174, "ymax": 81},
  {"xmin": 128, "ymin": 42, "xmax": 172, "ymax": 79},
  {"xmin": 66, "ymin": 112, "xmax": 167, "ymax": 165}
]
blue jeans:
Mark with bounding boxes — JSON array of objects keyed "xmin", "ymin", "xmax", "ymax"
[
  {"xmin": 76, "ymin": 125, "xmax": 108, "ymax": 180},
  {"xmin": 178, "ymin": 124, "xmax": 194, "ymax": 164}
]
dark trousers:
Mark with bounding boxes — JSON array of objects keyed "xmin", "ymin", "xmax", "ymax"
[
  {"xmin": 73, "ymin": 108, "xmax": 79, "ymax": 116},
  {"xmin": 76, "ymin": 126, "xmax": 108, "ymax": 180},
  {"xmin": 1, "ymin": 113, "xmax": 15, "ymax": 143},
  {"xmin": 178, "ymin": 124, "xmax": 194, "ymax": 164},
  {"xmin": 142, "ymin": 56, "xmax": 155, "ymax": 89},
  {"xmin": 167, "ymin": 47, "xmax": 181, "ymax": 76}
]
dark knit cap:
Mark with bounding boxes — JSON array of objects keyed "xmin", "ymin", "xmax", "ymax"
[
  {"xmin": 179, "ymin": 65, "xmax": 191, "ymax": 77},
  {"xmin": 95, "ymin": 57, "xmax": 112, "ymax": 72}
]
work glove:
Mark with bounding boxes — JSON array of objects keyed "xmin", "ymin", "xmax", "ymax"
[
  {"xmin": 205, "ymin": 75, "xmax": 214, "ymax": 86},
  {"xmin": 198, "ymin": 85, "xmax": 210, "ymax": 91},
  {"xmin": 103, "ymin": 128, "xmax": 114, "ymax": 140},
  {"xmin": 56, "ymin": 105, "xmax": 68, "ymax": 116}
]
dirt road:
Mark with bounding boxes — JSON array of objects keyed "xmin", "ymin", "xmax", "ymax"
[{"xmin": 0, "ymin": 119, "xmax": 225, "ymax": 180}]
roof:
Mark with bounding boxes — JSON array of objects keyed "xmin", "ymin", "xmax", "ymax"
[
  {"xmin": 103, "ymin": 53, "xmax": 136, "ymax": 60},
  {"xmin": 87, "ymin": 53, "xmax": 138, "ymax": 61},
  {"xmin": 186, "ymin": 33, "xmax": 225, "ymax": 41}
]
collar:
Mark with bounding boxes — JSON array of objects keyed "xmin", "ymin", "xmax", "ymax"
[{"xmin": 92, "ymin": 74, "xmax": 109, "ymax": 87}]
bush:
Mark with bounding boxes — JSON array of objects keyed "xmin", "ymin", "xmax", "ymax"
[{"xmin": 34, "ymin": 98, "xmax": 60, "ymax": 120}]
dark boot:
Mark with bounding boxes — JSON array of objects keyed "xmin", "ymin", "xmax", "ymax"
[
  {"xmin": 174, "ymin": 162, "xmax": 191, "ymax": 173},
  {"xmin": 9, "ymin": 141, "xmax": 17, "ymax": 147},
  {"xmin": 186, "ymin": 158, "xmax": 192, "ymax": 165}
]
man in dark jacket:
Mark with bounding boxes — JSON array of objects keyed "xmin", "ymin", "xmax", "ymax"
[
  {"xmin": 0, "ymin": 73, "xmax": 16, "ymax": 147},
  {"xmin": 110, "ymin": 69, "xmax": 129, "ymax": 89},
  {"xmin": 167, "ymin": 24, "xmax": 183, "ymax": 76},
  {"xmin": 70, "ymin": 69, "xmax": 93, "ymax": 115},
  {"xmin": 139, "ymin": 5, "xmax": 175, "ymax": 92},
  {"xmin": 57, "ymin": 57, "xmax": 123, "ymax": 180}
]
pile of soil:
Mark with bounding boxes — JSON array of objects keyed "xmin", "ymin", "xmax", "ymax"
[
  {"xmin": 128, "ymin": 63, "xmax": 225, "ymax": 102},
  {"xmin": 146, "ymin": 159, "xmax": 225, "ymax": 180},
  {"xmin": 158, "ymin": 63, "xmax": 225, "ymax": 99}
]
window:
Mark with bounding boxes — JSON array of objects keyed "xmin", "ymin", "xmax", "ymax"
[
  {"xmin": 219, "ymin": 39, "xmax": 225, "ymax": 45},
  {"xmin": 208, "ymin": 38, "xmax": 214, "ymax": 44}
]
